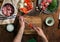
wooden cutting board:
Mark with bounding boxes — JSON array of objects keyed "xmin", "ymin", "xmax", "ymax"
[{"xmin": 23, "ymin": 15, "xmax": 42, "ymax": 34}]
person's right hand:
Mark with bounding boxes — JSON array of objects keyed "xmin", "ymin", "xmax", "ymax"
[
  {"xmin": 33, "ymin": 26, "xmax": 48, "ymax": 42},
  {"xmin": 33, "ymin": 26, "xmax": 45, "ymax": 37}
]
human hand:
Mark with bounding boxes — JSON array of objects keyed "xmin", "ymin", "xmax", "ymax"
[
  {"xmin": 33, "ymin": 26, "xmax": 48, "ymax": 42},
  {"xmin": 33, "ymin": 26, "xmax": 45, "ymax": 37},
  {"xmin": 13, "ymin": 16, "xmax": 25, "ymax": 42},
  {"xmin": 18, "ymin": 16, "xmax": 25, "ymax": 28}
]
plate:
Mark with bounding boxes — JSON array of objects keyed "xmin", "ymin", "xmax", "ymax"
[{"xmin": 43, "ymin": 0, "xmax": 59, "ymax": 14}]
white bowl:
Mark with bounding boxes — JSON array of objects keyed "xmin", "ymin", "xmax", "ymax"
[
  {"xmin": 6, "ymin": 24, "xmax": 14, "ymax": 32},
  {"xmin": 45, "ymin": 17, "xmax": 55, "ymax": 26}
]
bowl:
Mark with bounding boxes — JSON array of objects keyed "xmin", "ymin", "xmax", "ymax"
[
  {"xmin": 45, "ymin": 17, "xmax": 55, "ymax": 26},
  {"xmin": 2, "ymin": 3, "xmax": 14, "ymax": 17}
]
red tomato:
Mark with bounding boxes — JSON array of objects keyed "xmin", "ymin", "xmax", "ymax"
[
  {"xmin": 27, "ymin": 2, "xmax": 33, "ymax": 10},
  {"xmin": 41, "ymin": 2, "xmax": 45, "ymax": 6},
  {"xmin": 24, "ymin": 0, "xmax": 33, "ymax": 10},
  {"xmin": 20, "ymin": 8, "xmax": 28, "ymax": 14},
  {"xmin": 25, "ymin": 0, "xmax": 31, "ymax": 3},
  {"xmin": 29, "ymin": 23, "xmax": 33, "ymax": 28},
  {"xmin": 44, "ymin": 2, "xmax": 49, "ymax": 7},
  {"xmin": 43, "ymin": 0, "xmax": 47, "ymax": 2},
  {"xmin": 42, "ymin": 6, "xmax": 46, "ymax": 10}
]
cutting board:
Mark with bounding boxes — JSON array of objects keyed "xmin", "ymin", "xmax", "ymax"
[{"xmin": 23, "ymin": 15, "xmax": 42, "ymax": 34}]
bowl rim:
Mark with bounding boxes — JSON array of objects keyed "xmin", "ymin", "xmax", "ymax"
[{"xmin": 45, "ymin": 17, "xmax": 55, "ymax": 26}]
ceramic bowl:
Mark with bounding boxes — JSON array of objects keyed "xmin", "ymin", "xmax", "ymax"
[{"xmin": 45, "ymin": 17, "xmax": 55, "ymax": 26}]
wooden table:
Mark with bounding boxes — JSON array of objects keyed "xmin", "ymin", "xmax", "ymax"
[{"xmin": 0, "ymin": 0, "xmax": 60, "ymax": 42}]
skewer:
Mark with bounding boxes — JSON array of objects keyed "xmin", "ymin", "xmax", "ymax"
[{"xmin": 24, "ymin": 20, "xmax": 36, "ymax": 29}]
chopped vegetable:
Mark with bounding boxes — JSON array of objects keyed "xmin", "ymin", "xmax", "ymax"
[
  {"xmin": 29, "ymin": 23, "xmax": 33, "ymax": 28},
  {"xmin": 19, "ymin": 0, "xmax": 33, "ymax": 14}
]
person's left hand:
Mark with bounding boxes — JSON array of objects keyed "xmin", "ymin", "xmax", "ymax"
[
  {"xmin": 18, "ymin": 16, "xmax": 25, "ymax": 28},
  {"xmin": 13, "ymin": 16, "xmax": 25, "ymax": 42}
]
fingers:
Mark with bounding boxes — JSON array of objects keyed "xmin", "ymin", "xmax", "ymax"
[
  {"xmin": 19, "ymin": 16, "xmax": 24, "ymax": 22},
  {"xmin": 37, "ymin": 27, "xmax": 44, "ymax": 33},
  {"xmin": 33, "ymin": 26, "xmax": 43, "ymax": 33},
  {"xmin": 33, "ymin": 26, "xmax": 40, "ymax": 32},
  {"xmin": 33, "ymin": 26, "xmax": 45, "ymax": 37},
  {"xmin": 33, "ymin": 27, "xmax": 38, "ymax": 31},
  {"xmin": 37, "ymin": 27, "xmax": 42, "ymax": 31}
]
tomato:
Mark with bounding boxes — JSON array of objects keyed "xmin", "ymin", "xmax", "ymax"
[
  {"xmin": 29, "ymin": 23, "xmax": 33, "ymax": 28},
  {"xmin": 42, "ymin": 6, "xmax": 46, "ymax": 10},
  {"xmin": 19, "ymin": 0, "xmax": 33, "ymax": 14},
  {"xmin": 41, "ymin": 2, "xmax": 45, "ymax": 6},
  {"xmin": 43, "ymin": 0, "xmax": 47, "ymax": 2},
  {"xmin": 24, "ymin": 0, "xmax": 33, "ymax": 10},
  {"xmin": 25, "ymin": 0, "xmax": 31, "ymax": 3},
  {"xmin": 27, "ymin": 2, "xmax": 33, "ymax": 10},
  {"xmin": 44, "ymin": 2, "xmax": 49, "ymax": 7},
  {"xmin": 40, "ymin": 0, "xmax": 52, "ymax": 11},
  {"xmin": 20, "ymin": 8, "xmax": 28, "ymax": 14}
]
